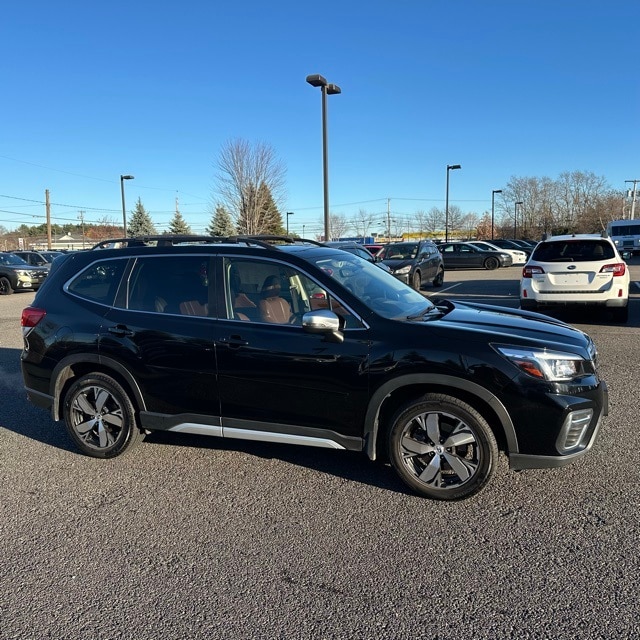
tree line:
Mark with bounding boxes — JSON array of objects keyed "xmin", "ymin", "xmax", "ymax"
[{"xmin": 1, "ymin": 138, "xmax": 632, "ymax": 247}]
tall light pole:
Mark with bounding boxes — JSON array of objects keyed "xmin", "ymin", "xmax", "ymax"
[
  {"xmin": 491, "ymin": 189, "xmax": 502, "ymax": 240},
  {"xmin": 514, "ymin": 201, "xmax": 523, "ymax": 239},
  {"xmin": 306, "ymin": 74, "xmax": 341, "ymax": 241},
  {"xmin": 120, "ymin": 174, "xmax": 134, "ymax": 237},
  {"xmin": 445, "ymin": 164, "xmax": 461, "ymax": 242},
  {"xmin": 302, "ymin": 224, "xmax": 306, "ymax": 238},
  {"xmin": 286, "ymin": 211, "xmax": 294, "ymax": 234},
  {"xmin": 625, "ymin": 180, "xmax": 639, "ymax": 220}
]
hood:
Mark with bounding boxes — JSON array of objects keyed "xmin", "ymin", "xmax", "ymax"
[
  {"xmin": 429, "ymin": 300, "xmax": 592, "ymax": 355},
  {"xmin": 382, "ymin": 259, "xmax": 414, "ymax": 270}
]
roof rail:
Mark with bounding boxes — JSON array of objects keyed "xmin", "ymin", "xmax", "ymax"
[{"xmin": 90, "ymin": 234, "xmax": 324, "ymax": 250}]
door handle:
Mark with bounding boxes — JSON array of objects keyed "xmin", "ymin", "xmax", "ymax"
[
  {"xmin": 218, "ymin": 335, "xmax": 249, "ymax": 348},
  {"xmin": 108, "ymin": 325, "xmax": 135, "ymax": 337}
]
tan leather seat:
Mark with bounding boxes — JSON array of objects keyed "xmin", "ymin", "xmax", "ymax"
[{"xmin": 259, "ymin": 276, "xmax": 292, "ymax": 324}]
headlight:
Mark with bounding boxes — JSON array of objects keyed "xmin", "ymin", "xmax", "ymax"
[
  {"xmin": 16, "ymin": 270, "xmax": 30, "ymax": 277},
  {"xmin": 394, "ymin": 265, "xmax": 411, "ymax": 275},
  {"xmin": 494, "ymin": 346, "xmax": 588, "ymax": 382}
]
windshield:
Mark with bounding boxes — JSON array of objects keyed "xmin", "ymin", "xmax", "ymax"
[
  {"xmin": 382, "ymin": 243, "xmax": 418, "ymax": 260},
  {"xmin": 0, "ymin": 253, "xmax": 29, "ymax": 266},
  {"xmin": 308, "ymin": 251, "xmax": 435, "ymax": 319}
]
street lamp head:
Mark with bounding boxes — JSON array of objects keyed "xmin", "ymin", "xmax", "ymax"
[
  {"xmin": 448, "ymin": 164, "xmax": 461, "ymax": 171},
  {"xmin": 306, "ymin": 74, "xmax": 327, "ymax": 88},
  {"xmin": 493, "ymin": 189, "xmax": 503, "ymax": 195},
  {"xmin": 121, "ymin": 175, "xmax": 134, "ymax": 180},
  {"xmin": 516, "ymin": 200, "xmax": 523, "ymax": 205},
  {"xmin": 326, "ymin": 83, "xmax": 341, "ymax": 95}
]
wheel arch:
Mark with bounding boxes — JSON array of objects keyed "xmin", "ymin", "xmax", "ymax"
[
  {"xmin": 50, "ymin": 354, "xmax": 146, "ymax": 422},
  {"xmin": 364, "ymin": 374, "xmax": 518, "ymax": 461}
]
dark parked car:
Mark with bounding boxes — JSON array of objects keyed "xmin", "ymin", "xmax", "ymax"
[
  {"xmin": 21, "ymin": 235, "xmax": 607, "ymax": 500},
  {"xmin": 323, "ymin": 241, "xmax": 391, "ymax": 272},
  {"xmin": 378, "ymin": 240, "xmax": 444, "ymax": 290},
  {"xmin": 0, "ymin": 252, "xmax": 48, "ymax": 294},
  {"xmin": 12, "ymin": 250, "xmax": 63, "ymax": 267},
  {"xmin": 438, "ymin": 242, "xmax": 513, "ymax": 270}
]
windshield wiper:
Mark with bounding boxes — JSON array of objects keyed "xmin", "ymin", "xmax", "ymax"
[{"xmin": 407, "ymin": 306, "xmax": 442, "ymax": 320}]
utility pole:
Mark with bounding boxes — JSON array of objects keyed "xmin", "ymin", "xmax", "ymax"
[
  {"xmin": 45, "ymin": 189, "xmax": 51, "ymax": 249},
  {"xmin": 625, "ymin": 180, "xmax": 639, "ymax": 220},
  {"xmin": 387, "ymin": 198, "xmax": 391, "ymax": 241},
  {"xmin": 78, "ymin": 210, "xmax": 86, "ymax": 248}
]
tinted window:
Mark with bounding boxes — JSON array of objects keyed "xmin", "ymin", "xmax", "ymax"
[
  {"xmin": 532, "ymin": 240, "xmax": 615, "ymax": 262},
  {"xmin": 67, "ymin": 259, "xmax": 128, "ymax": 305},
  {"xmin": 126, "ymin": 255, "xmax": 211, "ymax": 316}
]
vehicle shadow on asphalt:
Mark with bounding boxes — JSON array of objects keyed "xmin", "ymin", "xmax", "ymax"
[
  {"xmin": 0, "ymin": 347, "xmax": 76, "ymax": 453},
  {"xmin": 0, "ymin": 346, "xmax": 415, "ymax": 496},
  {"xmin": 144, "ymin": 430, "xmax": 416, "ymax": 497}
]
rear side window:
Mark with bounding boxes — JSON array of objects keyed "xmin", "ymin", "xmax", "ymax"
[
  {"xmin": 67, "ymin": 259, "xmax": 128, "ymax": 305},
  {"xmin": 126, "ymin": 256, "xmax": 212, "ymax": 316}
]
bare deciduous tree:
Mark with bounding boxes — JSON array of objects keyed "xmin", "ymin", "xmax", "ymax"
[{"xmin": 215, "ymin": 138, "xmax": 287, "ymax": 234}]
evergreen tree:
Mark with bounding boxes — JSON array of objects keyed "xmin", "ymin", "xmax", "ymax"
[
  {"xmin": 208, "ymin": 204, "xmax": 235, "ymax": 236},
  {"xmin": 168, "ymin": 210, "xmax": 192, "ymax": 234},
  {"xmin": 128, "ymin": 198, "xmax": 157, "ymax": 236}
]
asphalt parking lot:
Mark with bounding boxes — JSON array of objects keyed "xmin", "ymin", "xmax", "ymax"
[{"xmin": 1, "ymin": 264, "xmax": 639, "ymax": 640}]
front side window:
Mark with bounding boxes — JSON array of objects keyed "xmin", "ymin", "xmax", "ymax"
[{"xmin": 222, "ymin": 257, "xmax": 363, "ymax": 328}]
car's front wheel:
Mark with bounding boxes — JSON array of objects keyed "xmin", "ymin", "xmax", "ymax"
[
  {"xmin": 484, "ymin": 257, "xmax": 500, "ymax": 270},
  {"xmin": 412, "ymin": 271, "xmax": 422, "ymax": 290},
  {"xmin": 63, "ymin": 373, "xmax": 141, "ymax": 458},
  {"xmin": 0, "ymin": 276, "xmax": 14, "ymax": 295},
  {"xmin": 432, "ymin": 267, "xmax": 444, "ymax": 287},
  {"xmin": 387, "ymin": 394, "xmax": 498, "ymax": 500}
]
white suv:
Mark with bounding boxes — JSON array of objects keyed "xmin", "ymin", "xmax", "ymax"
[{"xmin": 520, "ymin": 234, "xmax": 630, "ymax": 322}]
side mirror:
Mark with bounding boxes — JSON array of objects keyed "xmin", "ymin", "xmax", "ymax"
[{"xmin": 302, "ymin": 309, "xmax": 344, "ymax": 343}]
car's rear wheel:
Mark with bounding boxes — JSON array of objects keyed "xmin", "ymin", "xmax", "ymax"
[
  {"xmin": 484, "ymin": 257, "xmax": 499, "ymax": 270},
  {"xmin": 388, "ymin": 394, "xmax": 498, "ymax": 500},
  {"xmin": 432, "ymin": 267, "xmax": 444, "ymax": 287},
  {"xmin": 0, "ymin": 276, "xmax": 14, "ymax": 295},
  {"xmin": 412, "ymin": 271, "xmax": 422, "ymax": 290},
  {"xmin": 63, "ymin": 373, "xmax": 141, "ymax": 458}
]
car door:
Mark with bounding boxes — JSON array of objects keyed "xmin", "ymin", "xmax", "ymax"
[
  {"xmin": 213, "ymin": 256, "xmax": 371, "ymax": 443},
  {"xmin": 417, "ymin": 242, "xmax": 439, "ymax": 280},
  {"xmin": 98, "ymin": 254, "xmax": 221, "ymax": 419}
]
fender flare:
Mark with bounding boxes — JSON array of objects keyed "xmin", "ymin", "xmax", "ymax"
[
  {"xmin": 364, "ymin": 373, "xmax": 518, "ymax": 460},
  {"xmin": 50, "ymin": 353, "xmax": 146, "ymax": 421}
]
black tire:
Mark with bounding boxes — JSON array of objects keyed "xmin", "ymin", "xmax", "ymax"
[
  {"xmin": 611, "ymin": 305, "xmax": 629, "ymax": 323},
  {"xmin": 0, "ymin": 276, "xmax": 14, "ymax": 295},
  {"xmin": 484, "ymin": 257, "xmax": 499, "ymax": 270},
  {"xmin": 63, "ymin": 373, "xmax": 141, "ymax": 458},
  {"xmin": 432, "ymin": 268, "xmax": 444, "ymax": 287},
  {"xmin": 387, "ymin": 393, "xmax": 498, "ymax": 500},
  {"xmin": 412, "ymin": 271, "xmax": 422, "ymax": 291}
]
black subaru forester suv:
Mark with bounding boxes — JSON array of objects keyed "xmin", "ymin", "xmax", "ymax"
[{"xmin": 20, "ymin": 235, "xmax": 608, "ymax": 500}]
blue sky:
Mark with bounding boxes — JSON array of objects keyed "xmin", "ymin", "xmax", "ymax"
[{"xmin": 2, "ymin": 0, "xmax": 638, "ymax": 238}]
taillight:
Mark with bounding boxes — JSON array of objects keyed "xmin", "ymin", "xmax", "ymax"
[
  {"xmin": 599, "ymin": 263, "xmax": 626, "ymax": 277},
  {"xmin": 21, "ymin": 306, "xmax": 46, "ymax": 328},
  {"xmin": 522, "ymin": 265, "xmax": 544, "ymax": 278}
]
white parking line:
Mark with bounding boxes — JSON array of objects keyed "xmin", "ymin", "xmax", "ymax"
[{"xmin": 426, "ymin": 282, "xmax": 461, "ymax": 297}]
